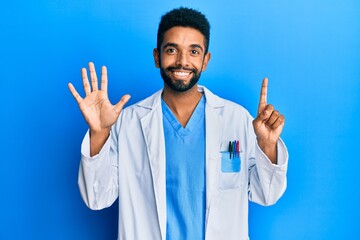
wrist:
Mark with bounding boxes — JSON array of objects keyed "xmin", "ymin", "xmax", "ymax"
[
  {"xmin": 257, "ymin": 139, "xmax": 276, "ymax": 150},
  {"xmin": 257, "ymin": 138, "xmax": 278, "ymax": 164},
  {"xmin": 89, "ymin": 128, "xmax": 110, "ymax": 157},
  {"xmin": 90, "ymin": 128, "xmax": 110, "ymax": 138}
]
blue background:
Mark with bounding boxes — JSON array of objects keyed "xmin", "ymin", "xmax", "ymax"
[{"xmin": 1, "ymin": 0, "xmax": 359, "ymax": 239}]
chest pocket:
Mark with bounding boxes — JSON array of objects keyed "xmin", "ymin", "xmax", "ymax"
[{"xmin": 218, "ymin": 152, "xmax": 244, "ymax": 190}]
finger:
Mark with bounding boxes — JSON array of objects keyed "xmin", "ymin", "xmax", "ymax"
[
  {"xmin": 114, "ymin": 94, "xmax": 131, "ymax": 113},
  {"xmin": 81, "ymin": 68, "xmax": 91, "ymax": 96},
  {"xmin": 258, "ymin": 78, "xmax": 268, "ymax": 114},
  {"xmin": 265, "ymin": 110, "xmax": 280, "ymax": 127},
  {"xmin": 68, "ymin": 83, "xmax": 83, "ymax": 104},
  {"xmin": 252, "ymin": 104, "xmax": 272, "ymax": 131},
  {"xmin": 89, "ymin": 62, "xmax": 98, "ymax": 91},
  {"xmin": 100, "ymin": 66, "xmax": 108, "ymax": 92},
  {"xmin": 271, "ymin": 114, "xmax": 285, "ymax": 129},
  {"xmin": 258, "ymin": 104, "xmax": 274, "ymax": 121}
]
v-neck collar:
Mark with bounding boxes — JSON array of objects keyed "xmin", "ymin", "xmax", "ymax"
[{"xmin": 161, "ymin": 95, "xmax": 205, "ymax": 137}]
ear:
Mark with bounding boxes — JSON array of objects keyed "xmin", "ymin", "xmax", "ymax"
[
  {"xmin": 201, "ymin": 52, "xmax": 211, "ymax": 72},
  {"xmin": 153, "ymin": 48, "xmax": 160, "ymax": 68}
]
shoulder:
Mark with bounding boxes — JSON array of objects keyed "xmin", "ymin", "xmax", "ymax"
[
  {"xmin": 122, "ymin": 89, "xmax": 163, "ymax": 117},
  {"xmin": 112, "ymin": 90, "xmax": 162, "ymax": 133},
  {"xmin": 202, "ymin": 85, "xmax": 252, "ymax": 117}
]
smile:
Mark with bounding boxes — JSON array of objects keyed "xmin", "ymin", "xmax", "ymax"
[{"xmin": 172, "ymin": 71, "xmax": 192, "ymax": 78}]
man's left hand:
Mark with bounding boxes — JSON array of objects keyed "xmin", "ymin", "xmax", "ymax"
[{"xmin": 252, "ymin": 78, "xmax": 285, "ymax": 164}]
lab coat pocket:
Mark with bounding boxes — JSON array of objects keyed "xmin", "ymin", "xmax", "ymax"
[{"xmin": 218, "ymin": 152, "xmax": 242, "ymax": 190}]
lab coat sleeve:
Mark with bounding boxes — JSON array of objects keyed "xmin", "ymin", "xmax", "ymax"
[
  {"xmin": 247, "ymin": 118, "xmax": 288, "ymax": 206},
  {"xmin": 78, "ymin": 128, "xmax": 119, "ymax": 210}
]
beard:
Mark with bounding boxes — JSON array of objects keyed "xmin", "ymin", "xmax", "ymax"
[{"xmin": 160, "ymin": 65, "xmax": 202, "ymax": 92}]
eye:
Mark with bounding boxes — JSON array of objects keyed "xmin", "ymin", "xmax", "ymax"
[
  {"xmin": 191, "ymin": 49, "xmax": 200, "ymax": 55},
  {"xmin": 166, "ymin": 48, "xmax": 177, "ymax": 54}
]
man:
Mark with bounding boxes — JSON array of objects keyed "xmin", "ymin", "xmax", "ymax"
[{"xmin": 68, "ymin": 7, "xmax": 288, "ymax": 240}]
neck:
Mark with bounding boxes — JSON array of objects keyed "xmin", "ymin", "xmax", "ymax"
[{"xmin": 162, "ymin": 84, "xmax": 203, "ymax": 127}]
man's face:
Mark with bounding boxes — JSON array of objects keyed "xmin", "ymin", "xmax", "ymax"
[{"xmin": 153, "ymin": 27, "xmax": 211, "ymax": 92}]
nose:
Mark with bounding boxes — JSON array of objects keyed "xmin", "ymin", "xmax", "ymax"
[{"xmin": 176, "ymin": 51, "xmax": 189, "ymax": 67}]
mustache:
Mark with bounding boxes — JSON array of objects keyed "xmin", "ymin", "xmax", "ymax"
[{"xmin": 166, "ymin": 66, "xmax": 196, "ymax": 73}]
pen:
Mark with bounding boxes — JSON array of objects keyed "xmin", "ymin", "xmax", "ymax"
[
  {"xmin": 228, "ymin": 141, "xmax": 232, "ymax": 159},
  {"xmin": 233, "ymin": 140, "xmax": 236, "ymax": 158},
  {"xmin": 236, "ymin": 141, "xmax": 240, "ymax": 157}
]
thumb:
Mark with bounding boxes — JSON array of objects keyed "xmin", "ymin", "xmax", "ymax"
[
  {"xmin": 253, "ymin": 108, "xmax": 269, "ymax": 129},
  {"xmin": 257, "ymin": 108, "xmax": 270, "ymax": 121},
  {"xmin": 114, "ymin": 94, "xmax": 131, "ymax": 113}
]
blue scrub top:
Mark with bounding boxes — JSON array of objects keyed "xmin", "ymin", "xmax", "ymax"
[{"xmin": 162, "ymin": 95, "xmax": 206, "ymax": 240}]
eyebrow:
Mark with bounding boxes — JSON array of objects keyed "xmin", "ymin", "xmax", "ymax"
[
  {"xmin": 190, "ymin": 44, "xmax": 204, "ymax": 52},
  {"xmin": 162, "ymin": 42, "xmax": 178, "ymax": 50},
  {"xmin": 162, "ymin": 42, "xmax": 204, "ymax": 52}
]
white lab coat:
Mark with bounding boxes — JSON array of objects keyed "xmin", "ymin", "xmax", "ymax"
[{"xmin": 78, "ymin": 86, "xmax": 288, "ymax": 240}]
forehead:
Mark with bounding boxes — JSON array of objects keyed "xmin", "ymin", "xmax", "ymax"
[{"xmin": 162, "ymin": 26, "xmax": 205, "ymax": 48}]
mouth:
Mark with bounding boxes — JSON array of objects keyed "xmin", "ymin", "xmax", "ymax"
[
  {"xmin": 166, "ymin": 66, "xmax": 195, "ymax": 80},
  {"xmin": 171, "ymin": 71, "xmax": 192, "ymax": 79}
]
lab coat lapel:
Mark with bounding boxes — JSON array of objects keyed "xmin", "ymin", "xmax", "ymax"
[
  {"xmin": 138, "ymin": 90, "xmax": 167, "ymax": 240},
  {"xmin": 202, "ymin": 86, "xmax": 225, "ymax": 231}
]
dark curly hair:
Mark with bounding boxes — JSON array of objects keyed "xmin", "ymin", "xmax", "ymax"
[{"xmin": 157, "ymin": 7, "xmax": 210, "ymax": 54}]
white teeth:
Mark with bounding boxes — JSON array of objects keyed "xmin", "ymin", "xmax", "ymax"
[{"xmin": 173, "ymin": 72, "xmax": 190, "ymax": 77}]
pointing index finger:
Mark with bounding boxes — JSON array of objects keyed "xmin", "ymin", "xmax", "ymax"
[{"xmin": 258, "ymin": 78, "xmax": 268, "ymax": 114}]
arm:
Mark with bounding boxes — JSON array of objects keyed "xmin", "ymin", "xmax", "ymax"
[
  {"xmin": 248, "ymin": 78, "xmax": 288, "ymax": 205},
  {"xmin": 68, "ymin": 62, "xmax": 130, "ymax": 209},
  {"xmin": 78, "ymin": 127, "xmax": 120, "ymax": 210},
  {"xmin": 248, "ymin": 131, "xmax": 288, "ymax": 206}
]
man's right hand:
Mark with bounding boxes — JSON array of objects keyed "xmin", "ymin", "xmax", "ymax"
[{"xmin": 68, "ymin": 62, "xmax": 130, "ymax": 156}]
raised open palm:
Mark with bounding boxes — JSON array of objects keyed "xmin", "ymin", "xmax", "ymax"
[{"xmin": 68, "ymin": 62, "xmax": 130, "ymax": 133}]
